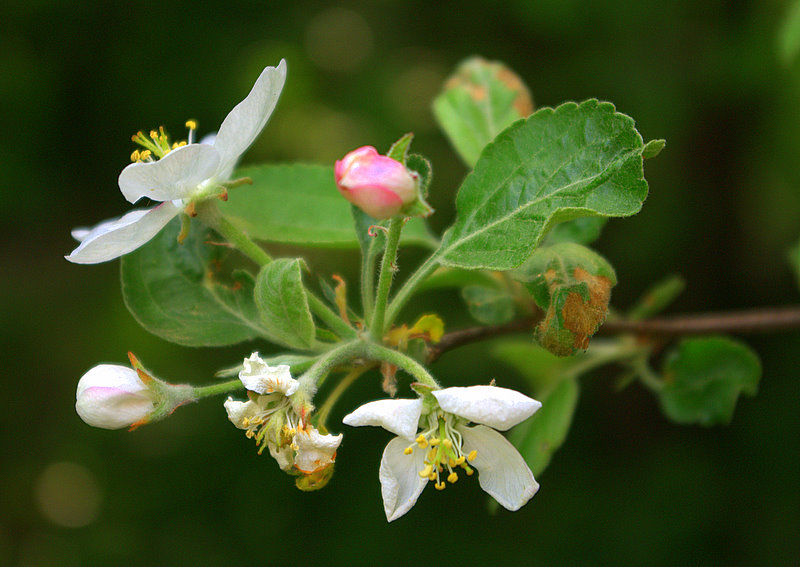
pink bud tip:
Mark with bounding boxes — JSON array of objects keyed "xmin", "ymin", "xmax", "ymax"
[{"xmin": 334, "ymin": 146, "xmax": 418, "ymax": 219}]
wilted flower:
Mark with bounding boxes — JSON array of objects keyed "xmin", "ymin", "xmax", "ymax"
[
  {"xmin": 66, "ymin": 60, "xmax": 287, "ymax": 264},
  {"xmin": 225, "ymin": 352, "xmax": 342, "ymax": 479},
  {"xmin": 334, "ymin": 145, "xmax": 421, "ymax": 219},
  {"xmin": 343, "ymin": 385, "xmax": 541, "ymax": 521}
]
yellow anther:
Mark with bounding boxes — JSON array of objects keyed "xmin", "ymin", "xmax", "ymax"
[
  {"xmin": 291, "ymin": 442, "xmax": 299, "ymax": 451},
  {"xmin": 242, "ymin": 417, "xmax": 250, "ymax": 427},
  {"xmin": 448, "ymin": 458, "xmax": 456, "ymax": 468},
  {"xmin": 150, "ymin": 130, "xmax": 159, "ymax": 139},
  {"xmin": 428, "ymin": 472, "xmax": 437, "ymax": 481},
  {"xmin": 435, "ymin": 481, "xmax": 446, "ymax": 491},
  {"xmin": 442, "ymin": 438, "xmax": 453, "ymax": 449},
  {"xmin": 467, "ymin": 450, "xmax": 478, "ymax": 461},
  {"xmin": 416, "ymin": 434, "xmax": 428, "ymax": 448},
  {"xmin": 185, "ymin": 119, "xmax": 197, "ymax": 130},
  {"xmin": 455, "ymin": 456, "xmax": 466, "ymax": 465},
  {"xmin": 429, "ymin": 438, "xmax": 440, "ymax": 447},
  {"xmin": 447, "ymin": 472, "xmax": 458, "ymax": 484},
  {"xmin": 466, "ymin": 467, "xmax": 474, "ymax": 476},
  {"xmin": 245, "ymin": 431, "xmax": 254, "ymax": 439},
  {"xmin": 131, "ymin": 150, "xmax": 140, "ymax": 162},
  {"xmin": 132, "ymin": 131, "xmax": 143, "ymax": 142},
  {"xmin": 140, "ymin": 150, "xmax": 151, "ymax": 160},
  {"xmin": 404, "ymin": 446, "xmax": 414, "ymax": 455},
  {"xmin": 419, "ymin": 464, "xmax": 433, "ymax": 478}
]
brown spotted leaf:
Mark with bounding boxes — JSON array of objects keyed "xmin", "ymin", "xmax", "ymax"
[
  {"xmin": 433, "ymin": 57, "xmax": 534, "ymax": 167},
  {"xmin": 512, "ymin": 243, "xmax": 616, "ymax": 356}
]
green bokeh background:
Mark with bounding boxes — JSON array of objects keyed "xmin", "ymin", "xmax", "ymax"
[{"xmin": 2, "ymin": 1, "xmax": 799, "ymax": 565}]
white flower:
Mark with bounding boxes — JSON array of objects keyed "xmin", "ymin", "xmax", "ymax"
[
  {"xmin": 343, "ymin": 385, "xmax": 541, "ymax": 521},
  {"xmin": 66, "ymin": 60, "xmax": 287, "ymax": 264},
  {"xmin": 239, "ymin": 352, "xmax": 299, "ymax": 396},
  {"xmin": 224, "ymin": 352, "xmax": 341, "ymax": 475},
  {"xmin": 76, "ymin": 364, "xmax": 156, "ymax": 429}
]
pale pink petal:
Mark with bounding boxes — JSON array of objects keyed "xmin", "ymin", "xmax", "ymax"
[
  {"xmin": 118, "ymin": 143, "xmax": 221, "ymax": 204},
  {"xmin": 460, "ymin": 425, "xmax": 539, "ymax": 511},
  {"xmin": 432, "ymin": 385, "xmax": 541, "ymax": 431},
  {"xmin": 342, "ymin": 398, "xmax": 423, "ymax": 439},
  {"xmin": 379, "ymin": 436, "xmax": 428, "ymax": 522},
  {"xmin": 213, "ymin": 60, "xmax": 287, "ymax": 180},
  {"xmin": 65, "ymin": 202, "xmax": 180, "ymax": 264}
]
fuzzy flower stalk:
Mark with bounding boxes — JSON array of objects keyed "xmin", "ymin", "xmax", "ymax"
[
  {"xmin": 66, "ymin": 60, "xmax": 287, "ymax": 264},
  {"xmin": 224, "ymin": 353, "xmax": 343, "ymax": 491},
  {"xmin": 343, "ymin": 384, "xmax": 541, "ymax": 521},
  {"xmin": 75, "ymin": 353, "xmax": 194, "ymax": 430},
  {"xmin": 334, "ymin": 145, "xmax": 432, "ymax": 219}
]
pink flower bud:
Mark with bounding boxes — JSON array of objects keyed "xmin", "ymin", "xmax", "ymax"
[
  {"xmin": 334, "ymin": 146, "xmax": 418, "ymax": 219},
  {"xmin": 75, "ymin": 365, "xmax": 156, "ymax": 430}
]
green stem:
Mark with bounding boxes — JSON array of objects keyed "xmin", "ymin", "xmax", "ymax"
[
  {"xmin": 384, "ymin": 252, "xmax": 441, "ymax": 330},
  {"xmin": 297, "ymin": 340, "xmax": 368, "ymax": 399},
  {"xmin": 195, "ymin": 200, "xmax": 272, "ymax": 266},
  {"xmin": 365, "ymin": 343, "xmax": 440, "ymax": 389},
  {"xmin": 191, "ymin": 378, "xmax": 245, "ymax": 399},
  {"xmin": 361, "ymin": 238, "xmax": 381, "ymax": 323},
  {"xmin": 369, "ymin": 217, "xmax": 404, "ymax": 339},
  {"xmin": 306, "ymin": 291, "xmax": 358, "ymax": 339},
  {"xmin": 315, "ymin": 366, "xmax": 371, "ymax": 431}
]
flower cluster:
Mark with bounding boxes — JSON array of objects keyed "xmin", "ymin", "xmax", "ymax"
[
  {"xmin": 66, "ymin": 60, "xmax": 287, "ymax": 264},
  {"xmin": 344, "ymin": 384, "xmax": 541, "ymax": 521},
  {"xmin": 224, "ymin": 353, "xmax": 342, "ymax": 487}
]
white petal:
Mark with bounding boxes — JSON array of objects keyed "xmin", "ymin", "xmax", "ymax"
[
  {"xmin": 268, "ymin": 442, "xmax": 295, "ymax": 471},
  {"xmin": 239, "ymin": 352, "xmax": 298, "ymax": 396},
  {"xmin": 76, "ymin": 365, "xmax": 147, "ymax": 397},
  {"xmin": 293, "ymin": 428, "xmax": 343, "ymax": 473},
  {"xmin": 223, "ymin": 398, "xmax": 259, "ymax": 429},
  {"xmin": 118, "ymin": 143, "xmax": 221, "ymax": 204},
  {"xmin": 378, "ymin": 436, "xmax": 428, "ymax": 522},
  {"xmin": 213, "ymin": 60, "xmax": 287, "ymax": 179},
  {"xmin": 65, "ymin": 202, "xmax": 180, "ymax": 264},
  {"xmin": 342, "ymin": 398, "xmax": 423, "ymax": 439},
  {"xmin": 460, "ymin": 425, "xmax": 539, "ymax": 511},
  {"xmin": 432, "ymin": 385, "xmax": 541, "ymax": 431}
]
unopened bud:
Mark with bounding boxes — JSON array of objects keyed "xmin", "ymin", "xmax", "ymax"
[
  {"xmin": 75, "ymin": 365, "xmax": 156, "ymax": 430},
  {"xmin": 334, "ymin": 146, "xmax": 419, "ymax": 219}
]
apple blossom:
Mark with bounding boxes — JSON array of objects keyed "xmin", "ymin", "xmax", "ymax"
[
  {"xmin": 343, "ymin": 384, "xmax": 541, "ymax": 521},
  {"xmin": 334, "ymin": 145, "xmax": 421, "ymax": 219},
  {"xmin": 66, "ymin": 60, "xmax": 287, "ymax": 264},
  {"xmin": 224, "ymin": 352, "xmax": 342, "ymax": 477}
]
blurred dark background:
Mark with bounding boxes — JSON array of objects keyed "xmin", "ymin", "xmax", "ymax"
[{"xmin": 2, "ymin": 1, "xmax": 799, "ymax": 565}]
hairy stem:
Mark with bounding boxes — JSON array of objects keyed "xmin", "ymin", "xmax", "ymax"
[
  {"xmin": 306, "ymin": 291, "xmax": 358, "ymax": 339},
  {"xmin": 384, "ymin": 252, "xmax": 441, "ymax": 330},
  {"xmin": 365, "ymin": 343, "xmax": 440, "ymax": 389},
  {"xmin": 315, "ymin": 366, "xmax": 372, "ymax": 430},
  {"xmin": 195, "ymin": 200, "xmax": 272, "ymax": 266},
  {"xmin": 192, "ymin": 378, "xmax": 245, "ymax": 399},
  {"xmin": 369, "ymin": 217, "xmax": 404, "ymax": 339}
]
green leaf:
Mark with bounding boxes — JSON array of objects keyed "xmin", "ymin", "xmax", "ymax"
[
  {"xmin": 642, "ymin": 138, "xmax": 666, "ymax": 159},
  {"xmin": 221, "ymin": 164, "xmax": 437, "ymax": 249},
  {"xmin": 462, "ymin": 285, "xmax": 515, "ymax": 325},
  {"xmin": 254, "ymin": 258, "xmax": 316, "ymax": 350},
  {"xmin": 433, "ymin": 57, "xmax": 534, "ymax": 167},
  {"xmin": 627, "ymin": 273, "xmax": 685, "ymax": 321},
  {"xmin": 510, "ymin": 376, "xmax": 579, "ymax": 477},
  {"xmin": 779, "ymin": 0, "xmax": 800, "ymax": 65},
  {"xmin": 543, "ymin": 217, "xmax": 608, "ymax": 246},
  {"xmin": 406, "ymin": 154, "xmax": 433, "ymax": 198},
  {"xmin": 435, "ymin": 100, "xmax": 650, "ymax": 271},
  {"xmin": 121, "ymin": 218, "xmax": 267, "ymax": 347},
  {"xmin": 658, "ymin": 337, "xmax": 761, "ymax": 426},
  {"xmin": 513, "ymin": 242, "xmax": 616, "ymax": 356},
  {"xmin": 387, "ymin": 132, "xmax": 414, "ymax": 162}
]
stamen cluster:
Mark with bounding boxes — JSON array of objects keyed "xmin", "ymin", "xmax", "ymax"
[{"xmin": 407, "ymin": 412, "xmax": 476, "ymax": 490}]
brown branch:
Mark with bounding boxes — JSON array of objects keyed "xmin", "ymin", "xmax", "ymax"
[
  {"xmin": 598, "ymin": 305, "xmax": 800, "ymax": 337},
  {"xmin": 427, "ymin": 305, "xmax": 800, "ymax": 364}
]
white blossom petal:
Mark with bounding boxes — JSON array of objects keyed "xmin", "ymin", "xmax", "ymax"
[
  {"xmin": 65, "ymin": 202, "xmax": 180, "ymax": 264},
  {"xmin": 223, "ymin": 397, "xmax": 259, "ymax": 429},
  {"xmin": 75, "ymin": 365, "xmax": 155, "ymax": 430},
  {"xmin": 342, "ymin": 398, "xmax": 424, "ymax": 439},
  {"xmin": 460, "ymin": 424, "xmax": 539, "ymax": 511},
  {"xmin": 293, "ymin": 428, "xmax": 343, "ymax": 474},
  {"xmin": 213, "ymin": 60, "xmax": 287, "ymax": 179},
  {"xmin": 118, "ymin": 143, "xmax": 221, "ymax": 204},
  {"xmin": 268, "ymin": 442, "xmax": 295, "ymax": 471},
  {"xmin": 239, "ymin": 352, "xmax": 298, "ymax": 396},
  {"xmin": 432, "ymin": 385, "xmax": 541, "ymax": 431},
  {"xmin": 379, "ymin": 436, "xmax": 428, "ymax": 522}
]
